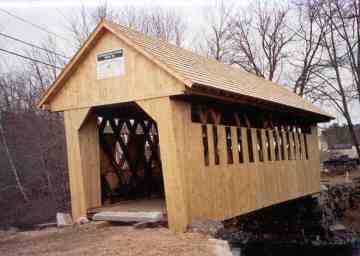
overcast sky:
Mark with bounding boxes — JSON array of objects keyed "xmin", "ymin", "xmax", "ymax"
[
  {"xmin": 0, "ymin": 0, "xmax": 222, "ymax": 56},
  {"xmin": 0, "ymin": 0, "xmax": 358, "ymax": 125}
]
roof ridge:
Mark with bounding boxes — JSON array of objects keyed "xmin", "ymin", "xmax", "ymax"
[
  {"xmin": 104, "ymin": 20, "xmax": 193, "ymax": 88},
  {"xmin": 106, "ymin": 20, "xmax": 218, "ymax": 62}
]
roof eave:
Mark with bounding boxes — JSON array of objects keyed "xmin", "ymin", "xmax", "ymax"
[
  {"xmin": 36, "ymin": 20, "xmax": 109, "ymax": 110},
  {"xmin": 185, "ymin": 83, "xmax": 334, "ymax": 123}
]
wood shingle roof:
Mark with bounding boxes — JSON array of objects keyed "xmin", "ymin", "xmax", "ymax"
[
  {"xmin": 38, "ymin": 20, "xmax": 333, "ymax": 120},
  {"xmin": 106, "ymin": 21, "xmax": 332, "ymax": 120}
]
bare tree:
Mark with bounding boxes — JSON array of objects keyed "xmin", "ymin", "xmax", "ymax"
[
  {"xmin": 66, "ymin": 3, "xmax": 188, "ymax": 49},
  {"xmin": 0, "ymin": 105, "xmax": 29, "ymax": 202},
  {"xmin": 327, "ymin": 0, "xmax": 360, "ymax": 105},
  {"xmin": 229, "ymin": 1, "xmax": 295, "ymax": 81},
  {"xmin": 199, "ymin": 0, "xmax": 234, "ymax": 61},
  {"xmin": 146, "ymin": 8, "xmax": 187, "ymax": 47},
  {"xmin": 66, "ymin": 2, "xmax": 119, "ymax": 49},
  {"xmin": 0, "ymin": 25, "xmax": 71, "ymax": 227},
  {"xmin": 289, "ymin": 0, "xmax": 327, "ymax": 97},
  {"xmin": 305, "ymin": 0, "xmax": 360, "ymax": 158}
]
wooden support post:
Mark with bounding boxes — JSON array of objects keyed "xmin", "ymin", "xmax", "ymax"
[
  {"xmin": 64, "ymin": 108, "xmax": 101, "ymax": 221},
  {"xmin": 137, "ymin": 97, "xmax": 189, "ymax": 233}
]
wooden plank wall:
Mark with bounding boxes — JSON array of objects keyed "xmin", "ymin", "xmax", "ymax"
[
  {"xmin": 64, "ymin": 108, "xmax": 101, "ymax": 221},
  {"xmin": 137, "ymin": 98, "xmax": 190, "ymax": 233},
  {"xmin": 49, "ymin": 31, "xmax": 185, "ymax": 112},
  {"xmin": 168, "ymin": 99, "xmax": 320, "ymax": 228},
  {"xmin": 63, "ymin": 97, "xmax": 320, "ymax": 231}
]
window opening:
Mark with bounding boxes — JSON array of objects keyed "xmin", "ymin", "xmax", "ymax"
[
  {"xmin": 279, "ymin": 127, "xmax": 285, "ymax": 160},
  {"xmin": 273, "ymin": 128, "xmax": 280, "ymax": 161},
  {"xmin": 303, "ymin": 133, "xmax": 309, "ymax": 160},
  {"xmin": 202, "ymin": 125, "xmax": 209, "ymax": 166},
  {"xmin": 292, "ymin": 130, "xmax": 297, "ymax": 160},
  {"xmin": 247, "ymin": 128, "xmax": 254, "ymax": 162},
  {"xmin": 257, "ymin": 130, "xmax": 264, "ymax": 162},
  {"xmin": 213, "ymin": 125, "xmax": 220, "ymax": 165},
  {"xmin": 297, "ymin": 128, "xmax": 303, "ymax": 160},
  {"xmin": 286, "ymin": 129, "xmax": 291, "ymax": 160},
  {"xmin": 265, "ymin": 130, "xmax": 271, "ymax": 161},
  {"xmin": 225, "ymin": 127, "xmax": 234, "ymax": 164},
  {"xmin": 237, "ymin": 128, "xmax": 244, "ymax": 163}
]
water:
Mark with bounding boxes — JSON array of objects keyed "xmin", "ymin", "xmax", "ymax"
[{"xmin": 231, "ymin": 243, "xmax": 360, "ymax": 256}]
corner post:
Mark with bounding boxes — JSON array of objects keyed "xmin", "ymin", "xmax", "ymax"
[
  {"xmin": 63, "ymin": 108, "xmax": 101, "ymax": 221},
  {"xmin": 137, "ymin": 97, "xmax": 189, "ymax": 233}
]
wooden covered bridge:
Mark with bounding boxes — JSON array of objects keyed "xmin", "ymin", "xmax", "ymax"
[{"xmin": 38, "ymin": 20, "xmax": 333, "ymax": 232}]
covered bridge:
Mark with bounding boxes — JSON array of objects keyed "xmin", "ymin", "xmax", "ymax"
[{"xmin": 38, "ymin": 20, "xmax": 333, "ymax": 232}]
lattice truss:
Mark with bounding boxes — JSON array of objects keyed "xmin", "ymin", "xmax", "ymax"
[{"xmin": 98, "ymin": 116, "xmax": 163, "ymax": 198}]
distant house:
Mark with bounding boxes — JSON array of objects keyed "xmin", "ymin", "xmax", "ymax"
[
  {"xmin": 319, "ymin": 130, "xmax": 329, "ymax": 151},
  {"xmin": 329, "ymin": 144, "xmax": 358, "ymax": 159}
]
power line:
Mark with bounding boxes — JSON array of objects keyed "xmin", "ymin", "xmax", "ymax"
[
  {"xmin": 0, "ymin": 32, "xmax": 70, "ymax": 59},
  {"xmin": 0, "ymin": 8, "xmax": 73, "ymax": 45},
  {"xmin": 0, "ymin": 48, "xmax": 64, "ymax": 70}
]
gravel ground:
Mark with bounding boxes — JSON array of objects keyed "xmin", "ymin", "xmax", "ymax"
[{"xmin": 0, "ymin": 222, "xmax": 215, "ymax": 256}]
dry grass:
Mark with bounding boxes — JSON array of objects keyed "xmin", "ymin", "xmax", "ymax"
[{"xmin": 0, "ymin": 222, "xmax": 215, "ymax": 256}]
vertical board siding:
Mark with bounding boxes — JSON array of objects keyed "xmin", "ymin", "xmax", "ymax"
[
  {"xmin": 65, "ymin": 98, "xmax": 321, "ymax": 233},
  {"xmin": 137, "ymin": 97, "xmax": 190, "ymax": 233},
  {"xmin": 64, "ymin": 108, "xmax": 101, "ymax": 221},
  {"xmin": 174, "ymin": 102, "xmax": 321, "ymax": 228},
  {"xmin": 50, "ymin": 31, "xmax": 185, "ymax": 111}
]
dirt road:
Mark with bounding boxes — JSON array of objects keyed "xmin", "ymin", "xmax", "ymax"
[{"xmin": 0, "ymin": 223, "xmax": 215, "ymax": 256}]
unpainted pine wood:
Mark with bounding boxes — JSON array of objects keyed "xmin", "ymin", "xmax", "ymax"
[
  {"xmin": 261, "ymin": 129, "xmax": 268, "ymax": 162},
  {"xmin": 231, "ymin": 127, "xmax": 240, "ymax": 165},
  {"xmin": 309, "ymin": 126, "xmax": 320, "ymax": 193},
  {"xmin": 136, "ymin": 97, "xmax": 189, "ymax": 233},
  {"xmin": 64, "ymin": 108, "xmax": 95, "ymax": 221},
  {"xmin": 206, "ymin": 124, "xmax": 217, "ymax": 219},
  {"xmin": 187, "ymin": 122, "xmax": 207, "ymax": 218},
  {"xmin": 252, "ymin": 128, "xmax": 264, "ymax": 210},
  {"xmin": 50, "ymin": 30, "xmax": 185, "ymax": 112},
  {"xmin": 79, "ymin": 113, "xmax": 101, "ymax": 209},
  {"xmin": 293, "ymin": 131, "xmax": 299, "ymax": 160},
  {"xmin": 298, "ymin": 131, "xmax": 307, "ymax": 193},
  {"xmin": 268, "ymin": 130, "xmax": 281, "ymax": 203},
  {"xmin": 288, "ymin": 130, "xmax": 294, "ymax": 161},
  {"xmin": 261, "ymin": 129, "xmax": 277, "ymax": 206},
  {"xmin": 180, "ymin": 117, "xmax": 321, "ymax": 226},
  {"xmin": 241, "ymin": 127, "xmax": 249, "ymax": 165},
  {"xmin": 230, "ymin": 126, "xmax": 240, "ymax": 214}
]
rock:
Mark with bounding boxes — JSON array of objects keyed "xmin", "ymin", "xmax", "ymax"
[
  {"xmin": 37, "ymin": 222, "xmax": 57, "ymax": 230},
  {"xmin": 208, "ymin": 238, "xmax": 233, "ymax": 256},
  {"xmin": 56, "ymin": 213, "xmax": 73, "ymax": 227},
  {"xmin": 7, "ymin": 227, "xmax": 18, "ymax": 235},
  {"xmin": 330, "ymin": 223, "xmax": 347, "ymax": 232},
  {"xmin": 133, "ymin": 219, "xmax": 167, "ymax": 229},
  {"xmin": 93, "ymin": 211, "xmax": 163, "ymax": 223},
  {"xmin": 187, "ymin": 218, "xmax": 224, "ymax": 237},
  {"xmin": 76, "ymin": 216, "xmax": 90, "ymax": 225},
  {"xmin": 0, "ymin": 227, "xmax": 18, "ymax": 237}
]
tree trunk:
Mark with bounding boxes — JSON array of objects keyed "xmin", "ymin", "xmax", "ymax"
[
  {"xmin": 0, "ymin": 112, "xmax": 29, "ymax": 202},
  {"xmin": 345, "ymin": 115, "xmax": 360, "ymax": 159}
]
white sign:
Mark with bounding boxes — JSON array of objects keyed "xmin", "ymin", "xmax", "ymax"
[{"xmin": 96, "ymin": 49, "xmax": 125, "ymax": 80}]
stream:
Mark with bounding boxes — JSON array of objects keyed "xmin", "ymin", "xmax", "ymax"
[
  {"xmin": 217, "ymin": 190, "xmax": 360, "ymax": 256},
  {"xmin": 230, "ymin": 243, "xmax": 360, "ymax": 256}
]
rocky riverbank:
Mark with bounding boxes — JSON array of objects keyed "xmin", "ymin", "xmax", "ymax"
[{"xmin": 216, "ymin": 181, "xmax": 360, "ymax": 255}]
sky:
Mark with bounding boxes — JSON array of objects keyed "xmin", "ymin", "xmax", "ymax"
[
  {"xmin": 0, "ymin": 0, "xmax": 222, "ymax": 64},
  {"xmin": 0, "ymin": 0, "xmax": 358, "ymax": 125}
]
